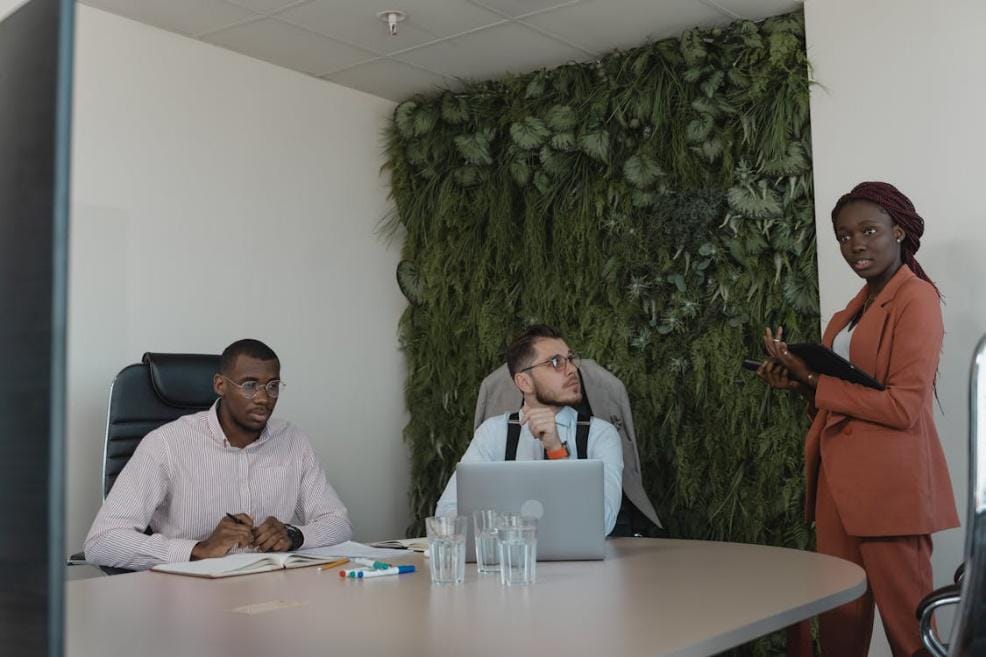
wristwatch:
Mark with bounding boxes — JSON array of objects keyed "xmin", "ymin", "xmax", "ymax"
[{"xmin": 284, "ymin": 524, "xmax": 304, "ymax": 551}]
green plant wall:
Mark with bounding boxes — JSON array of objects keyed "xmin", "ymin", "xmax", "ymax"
[{"xmin": 385, "ymin": 12, "xmax": 818, "ymax": 652}]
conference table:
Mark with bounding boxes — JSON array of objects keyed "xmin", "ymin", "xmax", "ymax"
[{"xmin": 65, "ymin": 538, "xmax": 865, "ymax": 657}]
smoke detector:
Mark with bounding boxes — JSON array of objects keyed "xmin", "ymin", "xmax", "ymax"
[{"xmin": 377, "ymin": 10, "xmax": 407, "ymax": 37}]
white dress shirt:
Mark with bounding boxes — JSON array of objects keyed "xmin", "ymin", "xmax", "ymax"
[
  {"xmin": 84, "ymin": 401, "xmax": 352, "ymax": 570},
  {"xmin": 435, "ymin": 406, "xmax": 624, "ymax": 534}
]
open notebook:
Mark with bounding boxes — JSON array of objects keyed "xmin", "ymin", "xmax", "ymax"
[
  {"xmin": 151, "ymin": 541, "xmax": 409, "ymax": 578},
  {"xmin": 369, "ymin": 537, "xmax": 428, "ymax": 553}
]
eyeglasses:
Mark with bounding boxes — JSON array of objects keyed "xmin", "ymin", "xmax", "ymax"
[
  {"xmin": 520, "ymin": 352, "xmax": 580, "ymax": 374},
  {"xmin": 221, "ymin": 376, "xmax": 285, "ymax": 399}
]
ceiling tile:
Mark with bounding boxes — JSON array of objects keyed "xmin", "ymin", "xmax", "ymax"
[
  {"xmin": 521, "ymin": 0, "xmax": 728, "ymax": 53},
  {"xmin": 223, "ymin": 0, "xmax": 309, "ymax": 15},
  {"xmin": 468, "ymin": 0, "xmax": 579, "ymax": 19},
  {"xmin": 326, "ymin": 59, "xmax": 454, "ymax": 101},
  {"xmin": 395, "ymin": 21, "xmax": 589, "ymax": 81},
  {"xmin": 701, "ymin": 0, "xmax": 803, "ymax": 20},
  {"xmin": 276, "ymin": 0, "xmax": 506, "ymax": 56},
  {"xmin": 82, "ymin": 0, "xmax": 259, "ymax": 37},
  {"xmin": 202, "ymin": 18, "xmax": 378, "ymax": 75}
]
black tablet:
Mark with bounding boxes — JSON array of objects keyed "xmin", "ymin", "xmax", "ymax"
[{"xmin": 787, "ymin": 343, "xmax": 885, "ymax": 390}]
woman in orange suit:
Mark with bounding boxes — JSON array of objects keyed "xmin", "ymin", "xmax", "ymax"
[{"xmin": 757, "ymin": 181, "xmax": 959, "ymax": 657}]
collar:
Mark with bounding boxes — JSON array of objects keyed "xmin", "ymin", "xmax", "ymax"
[
  {"xmin": 207, "ymin": 399, "xmax": 270, "ymax": 449},
  {"xmin": 829, "ymin": 264, "xmax": 917, "ymax": 340},
  {"xmin": 554, "ymin": 406, "xmax": 577, "ymax": 428},
  {"xmin": 844, "ymin": 263, "xmax": 916, "ymax": 317}
]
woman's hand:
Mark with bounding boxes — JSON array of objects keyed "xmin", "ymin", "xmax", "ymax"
[
  {"xmin": 756, "ymin": 359, "xmax": 801, "ymax": 392},
  {"xmin": 762, "ymin": 326, "xmax": 817, "ymax": 388}
]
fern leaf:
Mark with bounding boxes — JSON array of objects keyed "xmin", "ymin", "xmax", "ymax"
[{"xmin": 440, "ymin": 94, "xmax": 469, "ymax": 124}]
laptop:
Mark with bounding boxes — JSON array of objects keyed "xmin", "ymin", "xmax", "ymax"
[{"xmin": 456, "ymin": 460, "xmax": 606, "ymax": 561}]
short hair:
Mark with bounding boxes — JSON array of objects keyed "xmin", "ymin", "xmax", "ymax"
[
  {"xmin": 506, "ymin": 324, "xmax": 563, "ymax": 377},
  {"xmin": 219, "ymin": 339, "xmax": 279, "ymax": 374}
]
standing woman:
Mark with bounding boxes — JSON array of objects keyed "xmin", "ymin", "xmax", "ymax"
[{"xmin": 758, "ymin": 181, "xmax": 959, "ymax": 657}]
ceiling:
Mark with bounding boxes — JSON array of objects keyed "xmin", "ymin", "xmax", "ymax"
[{"xmin": 80, "ymin": 0, "xmax": 804, "ymax": 102}]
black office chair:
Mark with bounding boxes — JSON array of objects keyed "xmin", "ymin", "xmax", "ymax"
[{"xmin": 69, "ymin": 352, "xmax": 220, "ymax": 574}]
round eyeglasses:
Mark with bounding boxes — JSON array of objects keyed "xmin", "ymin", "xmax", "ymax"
[
  {"xmin": 520, "ymin": 352, "xmax": 580, "ymax": 373},
  {"xmin": 221, "ymin": 375, "xmax": 285, "ymax": 399}
]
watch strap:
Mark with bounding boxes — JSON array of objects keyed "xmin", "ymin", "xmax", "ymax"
[
  {"xmin": 546, "ymin": 442, "xmax": 570, "ymax": 460},
  {"xmin": 285, "ymin": 524, "xmax": 304, "ymax": 551}
]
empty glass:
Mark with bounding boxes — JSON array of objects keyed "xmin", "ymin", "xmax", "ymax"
[
  {"xmin": 497, "ymin": 515, "xmax": 537, "ymax": 586},
  {"xmin": 426, "ymin": 516, "xmax": 467, "ymax": 584},
  {"xmin": 472, "ymin": 510, "xmax": 501, "ymax": 573}
]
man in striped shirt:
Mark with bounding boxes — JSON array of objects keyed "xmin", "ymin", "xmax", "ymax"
[{"xmin": 84, "ymin": 339, "xmax": 353, "ymax": 570}]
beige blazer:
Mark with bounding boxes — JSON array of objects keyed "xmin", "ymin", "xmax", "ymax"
[{"xmin": 474, "ymin": 359, "xmax": 662, "ymax": 529}]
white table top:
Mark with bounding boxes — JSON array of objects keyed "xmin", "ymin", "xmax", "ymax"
[{"xmin": 65, "ymin": 538, "xmax": 865, "ymax": 657}]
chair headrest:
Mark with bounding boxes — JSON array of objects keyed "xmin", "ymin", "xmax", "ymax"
[{"xmin": 142, "ymin": 353, "xmax": 220, "ymax": 408}]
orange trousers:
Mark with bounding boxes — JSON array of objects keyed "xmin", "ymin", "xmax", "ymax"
[{"xmin": 788, "ymin": 465, "xmax": 934, "ymax": 657}]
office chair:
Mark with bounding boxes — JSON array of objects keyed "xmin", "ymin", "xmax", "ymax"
[
  {"xmin": 69, "ymin": 352, "xmax": 220, "ymax": 574},
  {"xmin": 473, "ymin": 358, "xmax": 663, "ymax": 535},
  {"xmin": 918, "ymin": 334, "xmax": 986, "ymax": 657}
]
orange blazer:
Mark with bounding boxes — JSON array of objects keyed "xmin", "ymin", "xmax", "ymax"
[{"xmin": 803, "ymin": 265, "xmax": 959, "ymax": 537}]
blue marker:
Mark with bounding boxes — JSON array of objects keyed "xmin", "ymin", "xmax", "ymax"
[{"xmin": 340, "ymin": 565, "xmax": 415, "ymax": 578}]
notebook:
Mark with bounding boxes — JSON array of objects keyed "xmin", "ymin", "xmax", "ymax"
[
  {"xmin": 456, "ymin": 460, "xmax": 605, "ymax": 561},
  {"xmin": 369, "ymin": 538, "xmax": 429, "ymax": 553},
  {"xmin": 151, "ymin": 552, "xmax": 342, "ymax": 578},
  {"xmin": 151, "ymin": 541, "xmax": 408, "ymax": 578}
]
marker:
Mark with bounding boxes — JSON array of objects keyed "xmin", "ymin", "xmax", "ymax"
[
  {"xmin": 353, "ymin": 558, "xmax": 393, "ymax": 570},
  {"xmin": 340, "ymin": 565, "xmax": 415, "ymax": 578}
]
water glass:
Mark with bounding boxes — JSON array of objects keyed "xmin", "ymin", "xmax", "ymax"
[
  {"xmin": 472, "ymin": 510, "xmax": 501, "ymax": 573},
  {"xmin": 426, "ymin": 516, "xmax": 467, "ymax": 585},
  {"xmin": 498, "ymin": 516, "xmax": 537, "ymax": 586}
]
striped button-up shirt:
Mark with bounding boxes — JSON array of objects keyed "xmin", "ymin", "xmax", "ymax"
[{"xmin": 84, "ymin": 401, "xmax": 352, "ymax": 570}]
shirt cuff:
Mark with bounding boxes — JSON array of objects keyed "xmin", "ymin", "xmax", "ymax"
[{"xmin": 168, "ymin": 538, "xmax": 201, "ymax": 563}]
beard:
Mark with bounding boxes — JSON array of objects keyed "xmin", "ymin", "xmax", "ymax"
[{"xmin": 533, "ymin": 379, "xmax": 582, "ymax": 407}]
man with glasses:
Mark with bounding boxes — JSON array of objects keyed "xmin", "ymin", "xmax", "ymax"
[
  {"xmin": 84, "ymin": 339, "xmax": 352, "ymax": 570},
  {"xmin": 435, "ymin": 325, "xmax": 624, "ymax": 534}
]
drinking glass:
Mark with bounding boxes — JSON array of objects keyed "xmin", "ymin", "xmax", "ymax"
[
  {"xmin": 472, "ymin": 510, "xmax": 501, "ymax": 574},
  {"xmin": 426, "ymin": 516, "xmax": 467, "ymax": 584},
  {"xmin": 497, "ymin": 515, "xmax": 537, "ymax": 586}
]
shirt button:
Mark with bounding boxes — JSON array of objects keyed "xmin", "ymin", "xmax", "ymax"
[{"xmin": 843, "ymin": 427, "xmax": 852, "ymax": 435}]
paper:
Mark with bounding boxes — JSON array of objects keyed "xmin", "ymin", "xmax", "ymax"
[{"xmin": 295, "ymin": 540, "xmax": 411, "ymax": 560}]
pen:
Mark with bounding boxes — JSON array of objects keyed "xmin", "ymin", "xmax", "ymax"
[
  {"xmin": 340, "ymin": 565, "xmax": 415, "ymax": 578},
  {"xmin": 225, "ymin": 512, "xmax": 245, "ymax": 525},
  {"xmin": 353, "ymin": 558, "xmax": 393, "ymax": 570}
]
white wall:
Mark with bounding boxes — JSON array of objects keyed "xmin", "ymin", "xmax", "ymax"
[
  {"xmin": 66, "ymin": 5, "xmax": 408, "ymax": 552},
  {"xmin": 805, "ymin": 0, "xmax": 986, "ymax": 653}
]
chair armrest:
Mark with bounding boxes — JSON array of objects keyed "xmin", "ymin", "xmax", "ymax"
[{"xmin": 916, "ymin": 583, "xmax": 961, "ymax": 657}]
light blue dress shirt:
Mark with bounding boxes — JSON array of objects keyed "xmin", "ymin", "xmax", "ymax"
[{"xmin": 435, "ymin": 406, "xmax": 624, "ymax": 534}]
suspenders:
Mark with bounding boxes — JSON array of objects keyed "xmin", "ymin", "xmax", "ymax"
[{"xmin": 505, "ymin": 411, "xmax": 591, "ymax": 461}]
